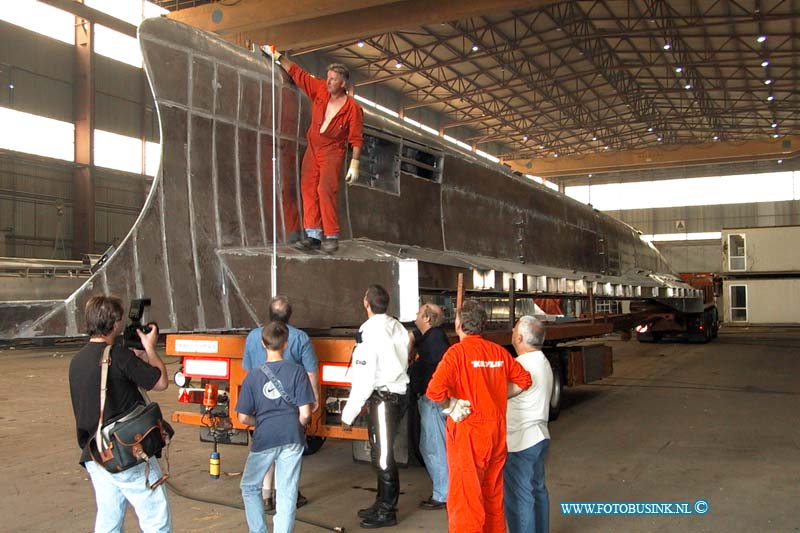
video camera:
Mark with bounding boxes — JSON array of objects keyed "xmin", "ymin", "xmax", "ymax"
[{"xmin": 122, "ymin": 298, "xmax": 156, "ymax": 350}]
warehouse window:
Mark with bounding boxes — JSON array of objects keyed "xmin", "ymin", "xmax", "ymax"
[
  {"xmin": 728, "ymin": 234, "xmax": 746, "ymax": 271},
  {"xmin": 95, "ymin": 129, "xmax": 161, "ymax": 176},
  {"xmin": 566, "ymin": 172, "xmax": 800, "ymax": 210},
  {"xmin": 0, "ymin": 2, "xmax": 75, "ymax": 44},
  {"xmin": 729, "ymin": 285, "xmax": 747, "ymax": 322},
  {"xmin": 0, "ymin": 2, "xmax": 167, "ymax": 67},
  {"xmin": 0, "ymin": 107, "xmax": 74, "ymax": 161},
  {"xmin": 643, "ymin": 232, "xmax": 722, "ymax": 242},
  {"xmin": 0, "ymin": 107, "xmax": 161, "ymax": 175}
]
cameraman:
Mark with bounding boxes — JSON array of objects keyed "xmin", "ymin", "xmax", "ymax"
[{"xmin": 68, "ymin": 295, "xmax": 171, "ymax": 532}]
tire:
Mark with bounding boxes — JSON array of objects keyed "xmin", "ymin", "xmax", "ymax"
[
  {"xmin": 549, "ymin": 363, "xmax": 563, "ymax": 421},
  {"xmin": 303, "ymin": 436, "xmax": 326, "ymax": 456}
]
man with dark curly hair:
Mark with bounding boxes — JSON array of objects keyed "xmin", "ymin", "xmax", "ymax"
[{"xmin": 68, "ymin": 295, "xmax": 171, "ymax": 532}]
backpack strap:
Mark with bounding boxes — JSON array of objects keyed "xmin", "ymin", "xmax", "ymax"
[{"xmin": 259, "ymin": 363, "xmax": 296, "ymax": 407}]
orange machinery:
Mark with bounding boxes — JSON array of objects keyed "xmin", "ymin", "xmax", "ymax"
[
  {"xmin": 166, "ymin": 315, "xmax": 616, "ymax": 447},
  {"xmin": 167, "ymin": 334, "xmax": 368, "ymax": 447}
]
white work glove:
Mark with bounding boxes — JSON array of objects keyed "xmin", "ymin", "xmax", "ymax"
[
  {"xmin": 261, "ymin": 44, "xmax": 281, "ymax": 62},
  {"xmin": 345, "ymin": 159, "xmax": 359, "ymax": 183},
  {"xmin": 442, "ymin": 398, "xmax": 471, "ymax": 422}
]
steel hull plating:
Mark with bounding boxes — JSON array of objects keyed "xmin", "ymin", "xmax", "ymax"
[{"xmin": 0, "ymin": 19, "xmax": 698, "ymax": 340}]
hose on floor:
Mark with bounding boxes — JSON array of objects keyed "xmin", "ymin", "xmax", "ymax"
[{"xmin": 165, "ymin": 479, "xmax": 345, "ymax": 532}]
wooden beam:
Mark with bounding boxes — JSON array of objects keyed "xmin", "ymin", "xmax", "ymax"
[
  {"xmin": 168, "ymin": 0, "xmax": 400, "ymax": 35},
  {"xmin": 72, "ymin": 10, "xmax": 95, "ymax": 259},
  {"xmin": 170, "ymin": 0, "xmax": 552, "ymax": 50},
  {"xmin": 506, "ymin": 137, "xmax": 799, "ymax": 179}
]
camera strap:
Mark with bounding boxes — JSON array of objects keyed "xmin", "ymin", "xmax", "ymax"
[
  {"xmin": 95, "ymin": 345, "xmax": 152, "ymax": 453},
  {"xmin": 95, "ymin": 345, "xmax": 113, "ymax": 456}
]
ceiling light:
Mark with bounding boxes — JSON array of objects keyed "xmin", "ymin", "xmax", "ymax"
[
  {"xmin": 588, "ymin": 174, "xmax": 593, "ymax": 178},
  {"xmin": 767, "ymin": 95, "xmax": 775, "ymax": 101},
  {"xmin": 648, "ymin": 127, "xmax": 654, "ymax": 132},
  {"xmin": 757, "ymin": 35, "xmax": 767, "ymax": 43},
  {"xmin": 8, "ymin": 84, "xmax": 13, "ymax": 89},
  {"xmin": 764, "ymin": 79, "xmax": 773, "ymax": 85},
  {"xmin": 713, "ymin": 135, "xmax": 719, "ymax": 141},
  {"xmin": 777, "ymin": 159, "xmax": 783, "ymax": 164},
  {"xmin": 553, "ymin": 153, "xmax": 559, "ymax": 158},
  {"xmin": 675, "ymin": 66, "xmax": 683, "ymax": 73},
  {"xmin": 684, "ymin": 83, "xmax": 692, "ymax": 89},
  {"xmin": 592, "ymin": 136, "xmax": 597, "ymax": 141},
  {"xmin": 663, "ymin": 43, "xmax": 671, "ymax": 50},
  {"xmin": 771, "ymin": 122, "xmax": 778, "ymax": 128},
  {"xmin": 523, "ymin": 136, "xmax": 528, "ymax": 141},
  {"xmin": 761, "ymin": 60, "xmax": 769, "ymax": 67},
  {"xmin": 357, "ymin": 41, "xmax": 365, "ymax": 48},
  {"xmin": 540, "ymin": 144, "xmax": 545, "ymax": 149},
  {"xmin": 773, "ymin": 133, "xmax": 780, "ymax": 138},
  {"xmin": 604, "ymin": 146, "xmax": 610, "ymax": 150},
  {"xmin": 657, "ymin": 137, "xmax": 663, "ymax": 142},
  {"xmin": 472, "ymin": 44, "xmax": 479, "ymax": 52},
  {"xmin": 395, "ymin": 62, "xmax": 402, "ymax": 69}
]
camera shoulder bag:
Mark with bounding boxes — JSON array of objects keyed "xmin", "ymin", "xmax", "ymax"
[{"xmin": 90, "ymin": 345, "xmax": 173, "ymax": 489}]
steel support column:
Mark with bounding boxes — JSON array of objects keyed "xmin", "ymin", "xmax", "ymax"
[{"xmin": 72, "ymin": 10, "xmax": 94, "ymax": 259}]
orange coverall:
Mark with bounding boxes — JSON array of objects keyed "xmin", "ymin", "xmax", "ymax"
[
  {"xmin": 427, "ymin": 335, "xmax": 532, "ymax": 533},
  {"xmin": 288, "ymin": 64, "xmax": 363, "ymax": 239}
]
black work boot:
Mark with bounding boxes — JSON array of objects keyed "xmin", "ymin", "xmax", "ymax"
[
  {"xmin": 357, "ymin": 502, "xmax": 380, "ymax": 520},
  {"xmin": 264, "ymin": 495, "xmax": 275, "ymax": 515},
  {"xmin": 358, "ymin": 501, "xmax": 397, "ymax": 520},
  {"xmin": 294, "ymin": 237, "xmax": 321, "ymax": 251},
  {"xmin": 359, "ymin": 505, "xmax": 398, "ymax": 529},
  {"xmin": 321, "ymin": 238, "xmax": 339, "ymax": 253},
  {"xmin": 296, "ymin": 491, "xmax": 309, "ymax": 508}
]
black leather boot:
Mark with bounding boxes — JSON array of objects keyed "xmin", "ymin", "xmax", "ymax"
[
  {"xmin": 294, "ymin": 237, "xmax": 320, "ymax": 251},
  {"xmin": 359, "ymin": 505, "xmax": 398, "ymax": 529},
  {"xmin": 357, "ymin": 502, "xmax": 380, "ymax": 520}
]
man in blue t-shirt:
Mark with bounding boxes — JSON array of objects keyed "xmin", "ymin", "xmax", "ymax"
[
  {"xmin": 243, "ymin": 295, "xmax": 319, "ymax": 509},
  {"xmin": 237, "ymin": 321, "xmax": 315, "ymax": 533}
]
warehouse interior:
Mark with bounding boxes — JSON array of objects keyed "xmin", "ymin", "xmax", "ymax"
[{"xmin": 1, "ymin": 1, "xmax": 798, "ymax": 531}]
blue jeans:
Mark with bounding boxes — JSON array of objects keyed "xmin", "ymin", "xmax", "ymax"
[
  {"xmin": 241, "ymin": 442, "xmax": 304, "ymax": 533},
  {"xmin": 85, "ymin": 458, "xmax": 172, "ymax": 533},
  {"xmin": 503, "ymin": 439, "xmax": 550, "ymax": 533},
  {"xmin": 418, "ymin": 395, "xmax": 448, "ymax": 502}
]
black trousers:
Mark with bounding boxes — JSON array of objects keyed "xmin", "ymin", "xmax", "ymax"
[{"xmin": 367, "ymin": 390, "xmax": 408, "ymax": 511}]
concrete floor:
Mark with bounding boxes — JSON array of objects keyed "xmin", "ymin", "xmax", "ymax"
[{"xmin": 2, "ymin": 327, "xmax": 799, "ymax": 532}]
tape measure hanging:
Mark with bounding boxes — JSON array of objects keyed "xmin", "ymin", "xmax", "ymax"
[{"xmin": 270, "ymin": 52, "xmax": 278, "ymax": 297}]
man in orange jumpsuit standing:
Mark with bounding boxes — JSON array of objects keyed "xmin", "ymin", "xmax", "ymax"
[
  {"xmin": 427, "ymin": 300, "xmax": 532, "ymax": 533},
  {"xmin": 264, "ymin": 46, "xmax": 363, "ymax": 254}
]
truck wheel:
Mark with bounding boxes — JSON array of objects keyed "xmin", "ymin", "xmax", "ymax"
[
  {"xmin": 549, "ymin": 363, "xmax": 563, "ymax": 421},
  {"xmin": 303, "ymin": 436, "xmax": 326, "ymax": 456}
]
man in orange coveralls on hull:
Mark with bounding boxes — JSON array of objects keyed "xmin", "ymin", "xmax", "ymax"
[
  {"xmin": 427, "ymin": 299, "xmax": 532, "ymax": 533},
  {"xmin": 263, "ymin": 45, "xmax": 363, "ymax": 254}
]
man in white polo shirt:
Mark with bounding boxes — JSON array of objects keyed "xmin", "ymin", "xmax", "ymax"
[{"xmin": 504, "ymin": 316, "xmax": 554, "ymax": 533}]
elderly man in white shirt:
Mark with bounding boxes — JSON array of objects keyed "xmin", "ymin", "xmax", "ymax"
[
  {"xmin": 341, "ymin": 284, "xmax": 410, "ymax": 529},
  {"xmin": 505, "ymin": 316, "xmax": 554, "ymax": 533}
]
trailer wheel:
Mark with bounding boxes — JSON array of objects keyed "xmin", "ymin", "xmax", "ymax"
[
  {"xmin": 549, "ymin": 363, "xmax": 563, "ymax": 421},
  {"xmin": 303, "ymin": 436, "xmax": 326, "ymax": 456}
]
